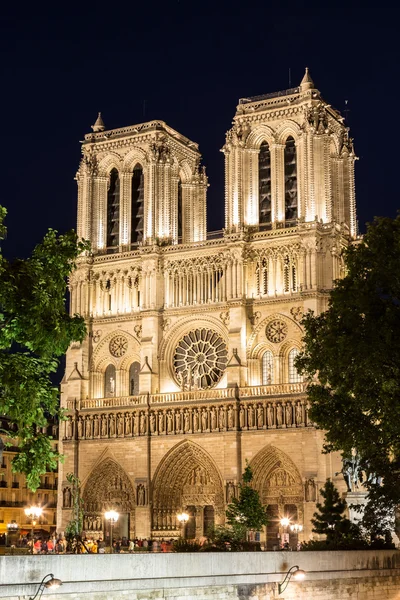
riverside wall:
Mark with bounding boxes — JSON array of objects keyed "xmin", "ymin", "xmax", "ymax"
[{"xmin": 1, "ymin": 550, "xmax": 400, "ymax": 599}]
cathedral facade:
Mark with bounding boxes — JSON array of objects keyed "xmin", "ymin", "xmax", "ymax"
[{"xmin": 57, "ymin": 69, "xmax": 357, "ymax": 546}]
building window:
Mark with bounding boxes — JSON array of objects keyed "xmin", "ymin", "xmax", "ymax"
[
  {"xmin": 256, "ymin": 258, "xmax": 269, "ymax": 296},
  {"xmin": 259, "ymin": 142, "xmax": 272, "ymax": 224},
  {"xmin": 129, "ymin": 361, "xmax": 140, "ymax": 396},
  {"xmin": 131, "ymin": 166, "xmax": 144, "ymax": 244},
  {"xmin": 177, "ymin": 179, "xmax": 183, "ymax": 241},
  {"xmin": 288, "ymin": 348, "xmax": 302, "ymax": 383},
  {"xmin": 284, "ymin": 137, "xmax": 297, "ymax": 224},
  {"xmin": 262, "ymin": 351, "xmax": 274, "ymax": 385},
  {"xmin": 105, "ymin": 364, "xmax": 116, "ymax": 397},
  {"xmin": 107, "ymin": 168, "xmax": 120, "ymax": 247},
  {"xmin": 283, "ymin": 255, "xmax": 297, "ymax": 293}
]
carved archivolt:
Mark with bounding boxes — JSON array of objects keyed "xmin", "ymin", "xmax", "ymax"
[
  {"xmin": 152, "ymin": 440, "xmax": 224, "ymax": 511},
  {"xmin": 83, "ymin": 458, "xmax": 136, "ymax": 515},
  {"xmin": 250, "ymin": 445, "xmax": 304, "ymax": 505}
]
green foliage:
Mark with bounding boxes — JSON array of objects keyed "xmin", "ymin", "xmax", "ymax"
[
  {"xmin": 171, "ymin": 537, "xmax": 202, "ymax": 552},
  {"xmin": 0, "ymin": 207, "xmax": 90, "ymax": 490},
  {"xmin": 311, "ymin": 479, "xmax": 350, "ymax": 540},
  {"xmin": 296, "ymin": 215, "xmax": 400, "ymax": 524},
  {"xmin": 64, "ymin": 473, "xmax": 84, "ymax": 550},
  {"xmin": 225, "ymin": 463, "xmax": 268, "ymax": 538}
]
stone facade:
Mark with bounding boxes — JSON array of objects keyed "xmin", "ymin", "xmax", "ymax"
[{"xmin": 58, "ymin": 69, "xmax": 356, "ymax": 543}]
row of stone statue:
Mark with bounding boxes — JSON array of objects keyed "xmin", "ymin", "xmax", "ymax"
[{"xmin": 64, "ymin": 401, "xmax": 313, "ymax": 440}]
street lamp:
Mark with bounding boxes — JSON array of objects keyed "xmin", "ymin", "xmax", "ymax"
[
  {"xmin": 290, "ymin": 523, "xmax": 303, "ymax": 534},
  {"xmin": 280, "ymin": 517, "xmax": 290, "ymax": 528},
  {"xmin": 29, "ymin": 574, "xmax": 62, "ymax": 600},
  {"xmin": 177, "ymin": 511, "xmax": 189, "ymax": 538},
  {"xmin": 7, "ymin": 520, "xmax": 19, "ymax": 547},
  {"xmin": 25, "ymin": 506, "xmax": 43, "ymax": 554},
  {"xmin": 104, "ymin": 510, "xmax": 119, "ymax": 553},
  {"xmin": 278, "ymin": 565, "xmax": 305, "ymax": 595}
]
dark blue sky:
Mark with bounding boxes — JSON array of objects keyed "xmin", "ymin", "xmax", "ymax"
[{"xmin": 1, "ymin": 2, "xmax": 398, "ymax": 259}]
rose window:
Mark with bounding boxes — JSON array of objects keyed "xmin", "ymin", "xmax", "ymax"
[
  {"xmin": 109, "ymin": 335, "xmax": 128, "ymax": 357},
  {"xmin": 174, "ymin": 328, "xmax": 228, "ymax": 390},
  {"xmin": 265, "ymin": 320, "xmax": 288, "ymax": 343}
]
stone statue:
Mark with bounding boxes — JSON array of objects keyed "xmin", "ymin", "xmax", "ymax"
[
  {"xmin": 125, "ymin": 413, "xmax": 131, "ymax": 435},
  {"xmin": 257, "ymin": 405, "xmax": 263, "ymax": 428},
  {"xmin": 85, "ymin": 417, "xmax": 92, "ymax": 438},
  {"xmin": 296, "ymin": 402, "xmax": 303, "ymax": 425},
  {"xmin": 248, "ymin": 405, "xmax": 254, "ymax": 427},
  {"xmin": 166, "ymin": 411, "xmax": 173, "ymax": 432},
  {"xmin": 109, "ymin": 376, "xmax": 115, "ymax": 395},
  {"xmin": 137, "ymin": 485, "xmax": 145, "ymax": 506},
  {"xmin": 117, "ymin": 414, "xmax": 124, "ymax": 436},
  {"xmin": 201, "ymin": 409, "xmax": 208, "ymax": 431},
  {"xmin": 109, "ymin": 414, "xmax": 116, "ymax": 436},
  {"xmin": 184, "ymin": 411, "xmax": 190, "ymax": 432},
  {"xmin": 337, "ymin": 453, "xmax": 363, "ymax": 492},
  {"xmin": 175, "ymin": 410, "xmax": 181, "ymax": 431},
  {"xmin": 77, "ymin": 417, "xmax": 83, "ymax": 438},
  {"xmin": 285, "ymin": 403, "xmax": 292, "ymax": 427},
  {"xmin": 66, "ymin": 418, "xmax": 72, "ymax": 439},
  {"xmin": 101, "ymin": 415, "xmax": 108, "ymax": 437},
  {"xmin": 239, "ymin": 406, "xmax": 245, "ymax": 428},
  {"xmin": 140, "ymin": 412, "xmax": 146, "ymax": 434},
  {"xmin": 267, "ymin": 404, "xmax": 274, "ymax": 427},
  {"xmin": 150, "ymin": 413, "xmax": 156, "ymax": 433},
  {"xmin": 64, "ymin": 487, "xmax": 71, "ymax": 508},
  {"xmin": 276, "ymin": 404, "xmax": 283, "ymax": 426},
  {"xmin": 158, "ymin": 411, "xmax": 164, "ymax": 433},
  {"xmin": 226, "ymin": 481, "xmax": 235, "ymax": 502},
  {"xmin": 219, "ymin": 407, "xmax": 225, "ymax": 429},
  {"xmin": 193, "ymin": 409, "xmax": 199, "ymax": 432},
  {"xmin": 211, "ymin": 408, "xmax": 216, "ymax": 430},
  {"xmin": 228, "ymin": 406, "xmax": 234, "ymax": 429},
  {"xmin": 93, "ymin": 415, "xmax": 99, "ymax": 437}
]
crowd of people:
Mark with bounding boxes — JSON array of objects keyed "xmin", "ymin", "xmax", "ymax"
[{"xmin": 11, "ymin": 535, "xmax": 176, "ymax": 554}]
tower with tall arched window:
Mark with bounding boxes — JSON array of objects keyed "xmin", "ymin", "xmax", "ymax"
[{"xmin": 61, "ymin": 69, "xmax": 357, "ymax": 545}]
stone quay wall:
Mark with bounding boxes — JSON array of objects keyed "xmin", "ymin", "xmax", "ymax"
[{"xmin": 1, "ymin": 550, "xmax": 400, "ymax": 600}]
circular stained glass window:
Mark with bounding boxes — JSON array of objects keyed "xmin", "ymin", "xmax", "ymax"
[{"xmin": 174, "ymin": 328, "xmax": 228, "ymax": 390}]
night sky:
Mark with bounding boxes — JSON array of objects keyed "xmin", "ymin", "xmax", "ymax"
[{"xmin": 0, "ymin": 3, "xmax": 398, "ymax": 260}]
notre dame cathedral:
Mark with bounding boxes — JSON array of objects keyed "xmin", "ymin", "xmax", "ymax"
[{"xmin": 57, "ymin": 69, "xmax": 357, "ymax": 546}]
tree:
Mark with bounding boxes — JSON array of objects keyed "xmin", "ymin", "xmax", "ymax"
[
  {"xmin": 64, "ymin": 473, "xmax": 87, "ymax": 553},
  {"xmin": 226, "ymin": 463, "xmax": 268, "ymax": 538},
  {"xmin": 296, "ymin": 215, "xmax": 400, "ymax": 529},
  {"xmin": 0, "ymin": 207, "xmax": 89, "ymax": 490},
  {"xmin": 312, "ymin": 479, "xmax": 354, "ymax": 541}
]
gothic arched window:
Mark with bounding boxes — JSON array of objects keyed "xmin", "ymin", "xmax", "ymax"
[
  {"xmin": 177, "ymin": 179, "xmax": 183, "ymax": 242},
  {"xmin": 283, "ymin": 255, "xmax": 297, "ymax": 293},
  {"xmin": 284, "ymin": 137, "xmax": 297, "ymax": 224},
  {"xmin": 131, "ymin": 166, "xmax": 144, "ymax": 244},
  {"xmin": 262, "ymin": 350, "xmax": 274, "ymax": 385},
  {"xmin": 288, "ymin": 348, "xmax": 302, "ymax": 383},
  {"xmin": 129, "ymin": 361, "xmax": 140, "ymax": 396},
  {"xmin": 107, "ymin": 169, "xmax": 120, "ymax": 247},
  {"xmin": 259, "ymin": 142, "xmax": 271, "ymax": 225},
  {"xmin": 105, "ymin": 364, "xmax": 116, "ymax": 397},
  {"xmin": 256, "ymin": 258, "xmax": 269, "ymax": 296}
]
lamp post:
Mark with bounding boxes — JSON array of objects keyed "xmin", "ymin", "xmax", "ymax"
[
  {"xmin": 6, "ymin": 520, "xmax": 19, "ymax": 547},
  {"xmin": 25, "ymin": 506, "xmax": 43, "ymax": 554},
  {"xmin": 176, "ymin": 511, "xmax": 189, "ymax": 539},
  {"xmin": 29, "ymin": 574, "xmax": 62, "ymax": 600},
  {"xmin": 278, "ymin": 565, "xmax": 305, "ymax": 595},
  {"xmin": 290, "ymin": 523, "xmax": 303, "ymax": 534},
  {"xmin": 104, "ymin": 510, "xmax": 119, "ymax": 553},
  {"xmin": 279, "ymin": 516, "xmax": 290, "ymax": 549}
]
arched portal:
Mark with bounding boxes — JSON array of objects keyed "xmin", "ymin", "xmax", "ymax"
[
  {"xmin": 152, "ymin": 441, "xmax": 224, "ymax": 538},
  {"xmin": 82, "ymin": 459, "xmax": 135, "ymax": 540},
  {"xmin": 250, "ymin": 445, "xmax": 304, "ymax": 549}
]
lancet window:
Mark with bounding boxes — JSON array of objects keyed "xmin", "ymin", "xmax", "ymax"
[
  {"xmin": 283, "ymin": 255, "xmax": 297, "ymax": 293},
  {"xmin": 107, "ymin": 169, "xmax": 120, "ymax": 247},
  {"xmin": 131, "ymin": 166, "xmax": 144, "ymax": 244},
  {"xmin": 105, "ymin": 364, "xmax": 116, "ymax": 397},
  {"xmin": 129, "ymin": 361, "xmax": 140, "ymax": 396},
  {"xmin": 284, "ymin": 137, "xmax": 297, "ymax": 224},
  {"xmin": 256, "ymin": 258, "xmax": 268, "ymax": 296},
  {"xmin": 259, "ymin": 141, "xmax": 272, "ymax": 225},
  {"xmin": 262, "ymin": 350, "xmax": 274, "ymax": 385},
  {"xmin": 177, "ymin": 179, "xmax": 183, "ymax": 242},
  {"xmin": 288, "ymin": 348, "xmax": 302, "ymax": 383}
]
